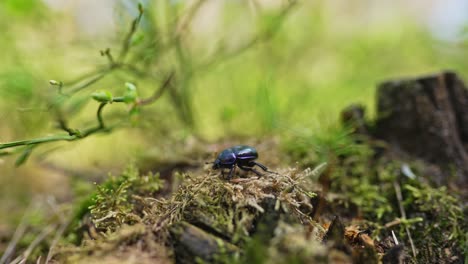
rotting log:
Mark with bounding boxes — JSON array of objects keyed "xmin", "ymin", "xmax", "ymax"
[
  {"xmin": 170, "ymin": 221, "xmax": 239, "ymax": 264},
  {"xmin": 375, "ymin": 71, "xmax": 468, "ymax": 185}
]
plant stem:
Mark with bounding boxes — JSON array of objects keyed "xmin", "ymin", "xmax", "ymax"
[
  {"xmin": 67, "ymin": 70, "xmax": 110, "ymax": 95},
  {"xmin": 118, "ymin": 5, "xmax": 144, "ymax": 62},
  {"xmin": 0, "ymin": 103, "xmax": 109, "ymax": 150},
  {"xmin": 97, "ymin": 102, "xmax": 107, "ymax": 129},
  {"xmin": 0, "ymin": 135, "xmax": 75, "ymax": 150},
  {"xmin": 138, "ymin": 71, "xmax": 175, "ymax": 106}
]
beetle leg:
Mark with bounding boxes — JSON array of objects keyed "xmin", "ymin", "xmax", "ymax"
[
  {"xmin": 227, "ymin": 166, "xmax": 236, "ymax": 179},
  {"xmin": 249, "ymin": 161, "xmax": 279, "ymax": 175},
  {"xmin": 249, "ymin": 161, "xmax": 268, "ymax": 171},
  {"xmin": 238, "ymin": 165, "xmax": 262, "ymax": 176}
]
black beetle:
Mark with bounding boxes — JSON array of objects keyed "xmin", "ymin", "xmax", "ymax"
[{"xmin": 212, "ymin": 145, "xmax": 269, "ymax": 179}]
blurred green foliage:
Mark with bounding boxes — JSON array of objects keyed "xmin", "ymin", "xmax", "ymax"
[
  {"xmin": 1, "ymin": 0, "xmax": 44, "ymax": 16},
  {"xmin": 1, "ymin": 1, "xmax": 467, "ymax": 142},
  {"xmin": 0, "ymin": 69, "xmax": 35, "ymax": 100}
]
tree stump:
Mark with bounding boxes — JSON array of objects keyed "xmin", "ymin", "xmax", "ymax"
[{"xmin": 375, "ymin": 71, "xmax": 468, "ymax": 185}]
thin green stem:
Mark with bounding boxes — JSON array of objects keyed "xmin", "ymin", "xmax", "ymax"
[
  {"xmin": 118, "ymin": 5, "xmax": 144, "ymax": 62},
  {"xmin": 138, "ymin": 71, "xmax": 174, "ymax": 106},
  {"xmin": 97, "ymin": 103, "xmax": 107, "ymax": 129},
  {"xmin": 0, "ymin": 135, "xmax": 76, "ymax": 150},
  {"xmin": 0, "ymin": 102, "xmax": 109, "ymax": 150},
  {"xmin": 101, "ymin": 48, "xmax": 115, "ymax": 66},
  {"xmin": 67, "ymin": 70, "xmax": 111, "ymax": 95},
  {"xmin": 198, "ymin": 0, "xmax": 297, "ymax": 71}
]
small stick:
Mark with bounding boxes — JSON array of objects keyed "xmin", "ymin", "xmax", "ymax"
[
  {"xmin": 384, "ymin": 218, "xmax": 402, "ymax": 228},
  {"xmin": 0, "ymin": 204, "xmax": 33, "ymax": 264},
  {"xmin": 46, "ymin": 217, "xmax": 71, "ymax": 263},
  {"xmin": 393, "ymin": 181, "xmax": 416, "ymax": 258},
  {"xmin": 10, "ymin": 224, "xmax": 56, "ymax": 264},
  {"xmin": 391, "ymin": 230, "xmax": 399, "ymax": 245}
]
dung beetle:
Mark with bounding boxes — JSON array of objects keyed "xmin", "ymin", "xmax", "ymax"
[{"xmin": 212, "ymin": 145, "xmax": 269, "ymax": 179}]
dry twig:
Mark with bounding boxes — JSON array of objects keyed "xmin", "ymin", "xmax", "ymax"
[{"xmin": 393, "ymin": 181, "xmax": 416, "ymax": 258}]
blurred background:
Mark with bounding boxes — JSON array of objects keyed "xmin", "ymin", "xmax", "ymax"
[{"xmin": 1, "ymin": 0, "xmax": 468, "ymax": 228}]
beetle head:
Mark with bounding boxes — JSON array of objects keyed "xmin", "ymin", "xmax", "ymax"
[
  {"xmin": 212, "ymin": 148, "xmax": 236, "ymax": 169},
  {"xmin": 212, "ymin": 159, "xmax": 220, "ymax": 170}
]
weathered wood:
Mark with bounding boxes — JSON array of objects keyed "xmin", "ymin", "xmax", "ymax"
[
  {"xmin": 382, "ymin": 245, "xmax": 405, "ymax": 264},
  {"xmin": 170, "ymin": 221, "xmax": 239, "ymax": 264},
  {"xmin": 183, "ymin": 209, "xmax": 233, "ymax": 241},
  {"xmin": 375, "ymin": 71, "xmax": 468, "ymax": 185}
]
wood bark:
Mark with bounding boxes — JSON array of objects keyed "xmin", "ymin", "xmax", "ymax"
[
  {"xmin": 375, "ymin": 71, "xmax": 468, "ymax": 185},
  {"xmin": 170, "ymin": 221, "xmax": 239, "ymax": 264}
]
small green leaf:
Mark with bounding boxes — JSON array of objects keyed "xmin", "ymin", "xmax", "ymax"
[
  {"xmin": 49, "ymin": 80, "xmax": 61, "ymax": 86},
  {"xmin": 15, "ymin": 145, "xmax": 35, "ymax": 167},
  {"xmin": 92, "ymin": 90, "xmax": 113, "ymax": 103},
  {"xmin": 123, "ymin": 83, "xmax": 138, "ymax": 103},
  {"xmin": 125, "ymin": 82, "xmax": 136, "ymax": 91}
]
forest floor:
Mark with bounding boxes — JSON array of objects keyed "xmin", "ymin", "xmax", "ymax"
[
  {"xmin": 2, "ymin": 4, "xmax": 467, "ymax": 263},
  {"xmin": 2, "ymin": 130, "xmax": 465, "ymax": 264}
]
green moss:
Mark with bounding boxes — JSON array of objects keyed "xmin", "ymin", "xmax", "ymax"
[
  {"xmin": 403, "ymin": 184, "xmax": 467, "ymax": 262},
  {"xmin": 87, "ymin": 164, "xmax": 164, "ymax": 232},
  {"xmin": 283, "ymin": 125, "xmax": 368, "ymax": 166},
  {"xmin": 285, "ymin": 128, "xmax": 467, "ymax": 263},
  {"xmin": 59, "ymin": 161, "xmax": 324, "ymax": 261},
  {"xmin": 40, "ymin": 136, "xmax": 466, "ymax": 263}
]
